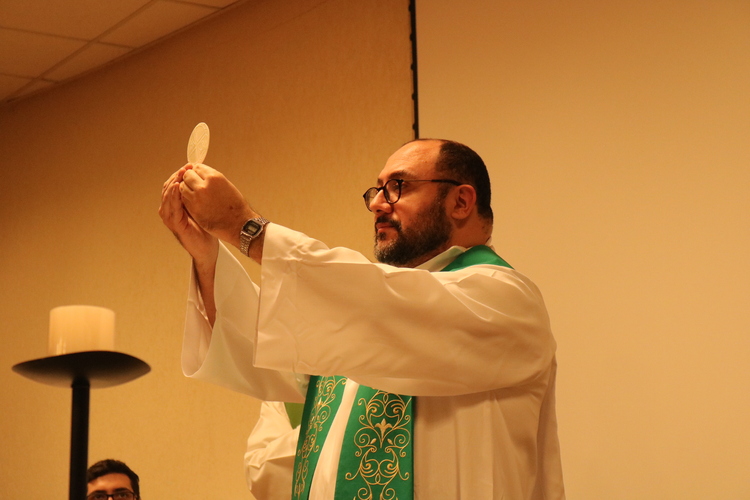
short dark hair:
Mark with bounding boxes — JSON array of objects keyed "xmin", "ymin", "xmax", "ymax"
[
  {"xmin": 416, "ymin": 139, "xmax": 494, "ymax": 222},
  {"xmin": 87, "ymin": 459, "xmax": 140, "ymax": 498}
]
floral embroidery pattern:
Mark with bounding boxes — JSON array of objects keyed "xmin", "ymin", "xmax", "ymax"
[
  {"xmin": 344, "ymin": 391, "xmax": 413, "ymax": 500},
  {"xmin": 293, "ymin": 376, "xmax": 346, "ymax": 499}
]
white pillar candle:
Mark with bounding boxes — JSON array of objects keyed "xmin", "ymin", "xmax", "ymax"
[{"xmin": 48, "ymin": 305, "xmax": 116, "ymax": 355}]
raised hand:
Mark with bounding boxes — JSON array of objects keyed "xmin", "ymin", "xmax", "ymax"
[
  {"xmin": 179, "ymin": 164, "xmax": 257, "ymax": 248},
  {"xmin": 159, "ymin": 164, "xmax": 219, "ymax": 264}
]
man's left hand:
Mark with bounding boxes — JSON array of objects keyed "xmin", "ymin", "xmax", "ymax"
[{"xmin": 180, "ymin": 163, "xmax": 256, "ymax": 247}]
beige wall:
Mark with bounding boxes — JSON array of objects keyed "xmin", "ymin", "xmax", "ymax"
[
  {"xmin": 0, "ymin": 0, "xmax": 412, "ymax": 498},
  {"xmin": 418, "ymin": 0, "xmax": 750, "ymax": 498},
  {"xmin": 4, "ymin": 0, "xmax": 748, "ymax": 498}
]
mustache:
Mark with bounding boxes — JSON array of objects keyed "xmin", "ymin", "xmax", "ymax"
[{"xmin": 375, "ymin": 216, "xmax": 401, "ymax": 231}]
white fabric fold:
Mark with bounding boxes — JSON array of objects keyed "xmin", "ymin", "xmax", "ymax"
[{"xmin": 181, "ymin": 223, "xmax": 565, "ymax": 499}]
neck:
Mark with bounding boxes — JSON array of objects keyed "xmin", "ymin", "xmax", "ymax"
[
  {"xmin": 449, "ymin": 215, "xmax": 492, "ymax": 249},
  {"xmin": 402, "ymin": 233, "xmax": 489, "ymax": 269},
  {"xmin": 400, "ymin": 245, "xmax": 450, "ymax": 269}
]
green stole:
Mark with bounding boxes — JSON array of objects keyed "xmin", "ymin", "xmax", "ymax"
[{"xmin": 291, "ymin": 245, "xmax": 511, "ymax": 499}]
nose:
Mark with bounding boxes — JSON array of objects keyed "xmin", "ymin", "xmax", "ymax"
[{"xmin": 368, "ymin": 188, "xmax": 392, "ymax": 214}]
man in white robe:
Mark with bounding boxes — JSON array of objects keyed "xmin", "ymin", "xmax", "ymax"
[{"xmin": 159, "ymin": 139, "xmax": 565, "ymax": 499}]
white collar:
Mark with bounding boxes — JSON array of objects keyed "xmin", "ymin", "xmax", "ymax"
[{"xmin": 416, "ymin": 237, "xmax": 495, "ymax": 272}]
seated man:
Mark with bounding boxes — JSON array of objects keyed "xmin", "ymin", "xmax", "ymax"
[{"xmin": 87, "ymin": 459, "xmax": 140, "ymax": 500}]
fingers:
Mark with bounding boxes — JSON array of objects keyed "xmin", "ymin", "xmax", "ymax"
[
  {"xmin": 159, "ymin": 181, "xmax": 184, "ymax": 229},
  {"xmin": 181, "ymin": 164, "xmax": 219, "ymax": 197},
  {"xmin": 161, "ymin": 163, "xmax": 220, "ymax": 210},
  {"xmin": 181, "ymin": 169, "xmax": 200, "ymax": 192},
  {"xmin": 158, "ymin": 175, "xmax": 219, "ymax": 260},
  {"xmin": 161, "ymin": 164, "xmax": 193, "ymax": 196},
  {"xmin": 162, "ymin": 171, "xmax": 179, "ymax": 195},
  {"xmin": 191, "ymin": 163, "xmax": 214, "ymax": 176},
  {"xmin": 176, "ymin": 164, "xmax": 192, "ymax": 182},
  {"xmin": 179, "ymin": 180, "xmax": 195, "ymax": 208},
  {"xmin": 160, "ymin": 166, "xmax": 205, "ymax": 226}
]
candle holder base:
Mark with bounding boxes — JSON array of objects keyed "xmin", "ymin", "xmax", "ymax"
[
  {"xmin": 13, "ymin": 351, "xmax": 150, "ymax": 388},
  {"xmin": 13, "ymin": 351, "xmax": 150, "ymax": 500}
]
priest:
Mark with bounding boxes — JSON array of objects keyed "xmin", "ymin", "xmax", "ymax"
[{"xmin": 159, "ymin": 138, "xmax": 565, "ymax": 499}]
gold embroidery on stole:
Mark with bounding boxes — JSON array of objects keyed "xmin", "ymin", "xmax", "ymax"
[
  {"xmin": 344, "ymin": 390, "xmax": 413, "ymax": 500},
  {"xmin": 293, "ymin": 376, "xmax": 347, "ymax": 499}
]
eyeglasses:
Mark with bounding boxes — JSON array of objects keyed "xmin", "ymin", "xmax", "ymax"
[
  {"xmin": 363, "ymin": 178, "xmax": 461, "ymax": 211},
  {"xmin": 87, "ymin": 490, "xmax": 137, "ymax": 500}
]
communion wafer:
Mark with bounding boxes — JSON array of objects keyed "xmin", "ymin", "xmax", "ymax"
[{"xmin": 187, "ymin": 122, "xmax": 210, "ymax": 164}]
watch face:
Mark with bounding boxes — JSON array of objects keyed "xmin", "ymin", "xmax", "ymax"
[{"xmin": 243, "ymin": 220, "xmax": 262, "ymax": 236}]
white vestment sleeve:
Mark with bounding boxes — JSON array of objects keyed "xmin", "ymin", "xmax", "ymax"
[
  {"xmin": 255, "ymin": 225, "xmax": 556, "ymax": 396},
  {"xmin": 182, "ymin": 243, "xmax": 304, "ymax": 403},
  {"xmin": 244, "ymin": 401, "xmax": 299, "ymax": 500}
]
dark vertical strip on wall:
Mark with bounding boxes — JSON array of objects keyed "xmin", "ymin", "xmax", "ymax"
[{"xmin": 409, "ymin": 0, "xmax": 419, "ymax": 139}]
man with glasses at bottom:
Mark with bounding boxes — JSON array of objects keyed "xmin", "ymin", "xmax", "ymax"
[
  {"xmin": 87, "ymin": 459, "xmax": 140, "ymax": 500},
  {"xmin": 159, "ymin": 139, "xmax": 565, "ymax": 499}
]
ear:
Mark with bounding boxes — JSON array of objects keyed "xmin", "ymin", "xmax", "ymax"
[{"xmin": 448, "ymin": 184, "xmax": 477, "ymax": 221}]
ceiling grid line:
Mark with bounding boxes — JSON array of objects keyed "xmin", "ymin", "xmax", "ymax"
[{"xmin": 0, "ymin": 0, "xmax": 246, "ymax": 106}]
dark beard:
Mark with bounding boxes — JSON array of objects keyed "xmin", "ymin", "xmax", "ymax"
[{"xmin": 374, "ymin": 196, "xmax": 452, "ymax": 267}]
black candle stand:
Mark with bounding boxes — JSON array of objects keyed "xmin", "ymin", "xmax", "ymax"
[{"xmin": 13, "ymin": 351, "xmax": 150, "ymax": 500}]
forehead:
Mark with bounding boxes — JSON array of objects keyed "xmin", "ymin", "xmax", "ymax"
[
  {"xmin": 377, "ymin": 140, "xmax": 441, "ymax": 182},
  {"xmin": 87, "ymin": 473, "xmax": 132, "ymax": 493}
]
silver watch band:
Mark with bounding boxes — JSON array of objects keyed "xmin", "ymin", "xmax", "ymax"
[{"xmin": 239, "ymin": 217, "xmax": 269, "ymax": 256}]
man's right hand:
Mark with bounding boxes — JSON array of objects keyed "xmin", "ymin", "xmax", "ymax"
[{"xmin": 159, "ymin": 165, "xmax": 219, "ymax": 267}]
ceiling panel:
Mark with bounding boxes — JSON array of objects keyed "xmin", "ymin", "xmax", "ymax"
[
  {"xmin": 0, "ymin": 0, "xmax": 153, "ymax": 39},
  {"xmin": 192, "ymin": 0, "xmax": 242, "ymax": 7},
  {"xmin": 0, "ymin": 29, "xmax": 86, "ymax": 76},
  {"xmin": 45, "ymin": 43, "xmax": 134, "ymax": 82},
  {"xmin": 0, "ymin": 0, "xmax": 247, "ymax": 107},
  {"xmin": 13, "ymin": 80, "xmax": 56, "ymax": 100},
  {"xmin": 0, "ymin": 74, "xmax": 31, "ymax": 98},
  {"xmin": 101, "ymin": 2, "xmax": 220, "ymax": 48}
]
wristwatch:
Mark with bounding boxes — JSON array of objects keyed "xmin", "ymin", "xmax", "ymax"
[{"xmin": 239, "ymin": 217, "xmax": 269, "ymax": 256}]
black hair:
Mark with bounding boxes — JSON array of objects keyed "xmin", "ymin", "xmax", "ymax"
[
  {"xmin": 87, "ymin": 459, "xmax": 140, "ymax": 498},
  {"xmin": 415, "ymin": 139, "xmax": 494, "ymax": 222}
]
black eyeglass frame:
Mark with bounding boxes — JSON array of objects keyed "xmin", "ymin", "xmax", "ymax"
[
  {"xmin": 87, "ymin": 490, "xmax": 138, "ymax": 500},
  {"xmin": 362, "ymin": 178, "xmax": 461, "ymax": 211}
]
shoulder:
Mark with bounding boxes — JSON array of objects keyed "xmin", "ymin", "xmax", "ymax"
[{"xmin": 435, "ymin": 264, "xmax": 546, "ymax": 301}]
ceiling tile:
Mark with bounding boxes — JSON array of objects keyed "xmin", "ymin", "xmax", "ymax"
[
  {"xmin": 0, "ymin": 29, "xmax": 86, "ymax": 77},
  {"xmin": 45, "ymin": 43, "xmax": 134, "ymax": 82},
  {"xmin": 100, "ymin": 1, "xmax": 219, "ymax": 48},
  {"xmin": 12, "ymin": 79, "xmax": 55, "ymax": 99},
  {"xmin": 0, "ymin": 74, "xmax": 32, "ymax": 102},
  {"xmin": 192, "ymin": 0, "xmax": 243, "ymax": 7},
  {"xmin": 0, "ymin": 0, "xmax": 152, "ymax": 40},
  {"xmin": 0, "ymin": 0, "xmax": 245, "ymax": 107}
]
